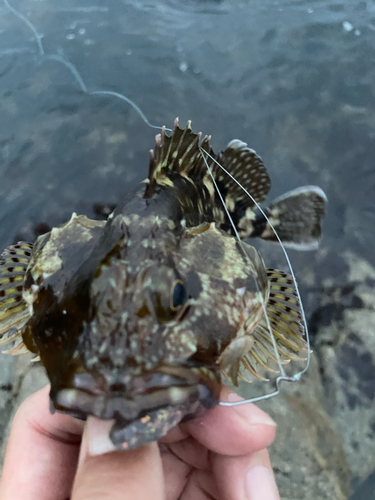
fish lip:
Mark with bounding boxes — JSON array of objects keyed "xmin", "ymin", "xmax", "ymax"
[
  {"xmin": 53, "ymin": 373, "xmax": 201, "ymax": 422},
  {"xmin": 53, "ymin": 363, "xmax": 206, "ymax": 422},
  {"xmin": 54, "ymin": 388, "xmax": 147, "ymax": 421},
  {"xmin": 54, "ymin": 387, "xmax": 200, "ymax": 422}
]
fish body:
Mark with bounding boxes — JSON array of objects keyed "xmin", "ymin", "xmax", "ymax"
[{"xmin": 0, "ymin": 120, "xmax": 326, "ymax": 448}]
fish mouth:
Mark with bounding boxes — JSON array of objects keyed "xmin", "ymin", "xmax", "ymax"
[
  {"xmin": 54, "ymin": 382, "xmax": 200, "ymax": 421},
  {"xmin": 53, "ymin": 369, "xmax": 208, "ymax": 447},
  {"xmin": 52, "ymin": 366, "xmax": 211, "ymax": 422}
]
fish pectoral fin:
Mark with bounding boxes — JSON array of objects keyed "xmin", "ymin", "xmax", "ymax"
[
  {"xmin": 0, "ymin": 242, "xmax": 33, "ymax": 353},
  {"xmin": 226, "ymin": 269, "xmax": 308, "ymax": 384},
  {"xmin": 246, "ymin": 269, "xmax": 308, "ymax": 375},
  {"xmin": 240, "ymin": 186, "xmax": 327, "ymax": 248},
  {"xmin": 3, "ymin": 338, "xmax": 32, "ymax": 355}
]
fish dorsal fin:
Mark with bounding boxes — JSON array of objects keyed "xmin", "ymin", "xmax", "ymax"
[
  {"xmin": 213, "ymin": 139, "xmax": 271, "ymax": 210},
  {"xmin": 0, "ymin": 242, "xmax": 33, "ymax": 352},
  {"xmin": 144, "ymin": 118, "xmax": 215, "ymax": 198},
  {"xmin": 144, "ymin": 121, "xmax": 271, "ymax": 229},
  {"xmin": 238, "ymin": 268, "xmax": 307, "ymax": 383}
]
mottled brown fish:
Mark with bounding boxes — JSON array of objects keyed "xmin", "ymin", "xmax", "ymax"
[{"xmin": 0, "ymin": 119, "xmax": 326, "ymax": 449}]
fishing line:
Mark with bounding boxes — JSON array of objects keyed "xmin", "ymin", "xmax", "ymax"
[
  {"xmin": 199, "ymin": 148, "xmax": 311, "ymax": 406},
  {"xmin": 2, "ymin": 0, "xmax": 170, "ymax": 132},
  {"xmin": 203, "ymin": 148, "xmax": 311, "ymax": 375},
  {"xmin": 3, "ymin": 0, "xmax": 44, "ymax": 56},
  {"xmin": 199, "ymin": 147, "xmax": 288, "ymax": 389}
]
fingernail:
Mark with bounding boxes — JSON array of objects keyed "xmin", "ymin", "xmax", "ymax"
[
  {"xmin": 245, "ymin": 466, "xmax": 280, "ymax": 500},
  {"xmin": 78, "ymin": 416, "xmax": 117, "ymax": 465},
  {"xmin": 86, "ymin": 417, "xmax": 117, "ymax": 456},
  {"xmin": 227, "ymin": 393, "xmax": 277, "ymax": 427}
]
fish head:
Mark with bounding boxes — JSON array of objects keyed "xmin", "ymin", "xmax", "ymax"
[
  {"xmin": 20, "ymin": 212, "xmax": 269, "ymax": 449},
  {"xmin": 50, "ymin": 253, "xmax": 225, "ymax": 449}
]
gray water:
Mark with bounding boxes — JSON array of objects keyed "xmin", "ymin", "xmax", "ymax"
[{"xmin": 0, "ymin": 0, "xmax": 374, "ymax": 498}]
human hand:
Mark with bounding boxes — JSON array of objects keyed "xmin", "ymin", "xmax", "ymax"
[{"xmin": 0, "ymin": 385, "xmax": 280, "ymax": 500}]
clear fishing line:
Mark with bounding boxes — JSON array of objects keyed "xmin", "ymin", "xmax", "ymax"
[
  {"xmin": 198, "ymin": 147, "xmax": 288, "ymax": 360},
  {"xmin": 3, "ymin": 0, "xmax": 170, "ymax": 132},
  {"xmin": 199, "ymin": 148, "xmax": 311, "ymax": 406}
]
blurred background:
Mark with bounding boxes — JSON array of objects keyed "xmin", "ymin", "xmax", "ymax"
[{"xmin": 0, "ymin": 1, "xmax": 374, "ymax": 498}]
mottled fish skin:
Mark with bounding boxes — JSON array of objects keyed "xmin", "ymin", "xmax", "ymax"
[{"xmin": 0, "ymin": 119, "xmax": 326, "ymax": 449}]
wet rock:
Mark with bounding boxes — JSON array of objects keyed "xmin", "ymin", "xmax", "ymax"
[
  {"xmin": 239, "ymin": 251, "xmax": 375, "ymax": 500},
  {"xmin": 244, "ymin": 355, "xmax": 351, "ymax": 500},
  {"xmin": 0, "ymin": 355, "xmax": 16, "ymax": 453},
  {"xmin": 313, "ymin": 253, "xmax": 375, "ymax": 489}
]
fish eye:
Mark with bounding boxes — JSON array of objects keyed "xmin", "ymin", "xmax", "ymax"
[{"xmin": 170, "ymin": 279, "xmax": 186, "ymax": 311}]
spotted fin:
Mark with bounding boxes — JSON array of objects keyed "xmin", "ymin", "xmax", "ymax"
[
  {"xmin": 237, "ymin": 269, "xmax": 307, "ymax": 384},
  {"xmin": 144, "ymin": 119, "xmax": 271, "ymax": 209},
  {"xmin": 213, "ymin": 139, "xmax": 271, "ymax": 210},
  {"xmin": 238, "ymin": 186, "xmax": 327, "ymax": 249},
  {"xmin": 0, "ymin": 242, "xmax": 33, "ymax": 353}
]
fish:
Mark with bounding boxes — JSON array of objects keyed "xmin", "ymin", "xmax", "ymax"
[{"xmin": 0, "ymin": 119, "xmax": 326, "ymax": 449}]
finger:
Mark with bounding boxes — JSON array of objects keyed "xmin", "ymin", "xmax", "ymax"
[
  {"xmin": 213, "ymin": 448, "xmax": 280, "ymax": 500},
  {"xmin": 0, "ymin": 385, "xmax": 84, "ymax": 500},
  {"xmin": 159, "ymin": 425, "xmax": 189, "ymax": 444},
  {"xmin": 160, "ymin": 386, "xmax": 277, "ymax": 500},
  {"xmin": 182, "ymin": 386, "xmax": 277, "ymax": 456},
  {"xmin": 159, "ymin": 436, "xmax": 210, "ymax": 500},
  {"xmin": 159, "ymin": 443, "xmax": 191, "ymax": 500},
  {"xmin": 166, "ymin": 436, "xmax": 209, "ymax": 470},
  {"xmin": 179, "ymin": 469, "xmax": 220, "ymax": 500},
  {"xmin": 71, "ymin": 418, "xmax": 165, "ymax": 500}
]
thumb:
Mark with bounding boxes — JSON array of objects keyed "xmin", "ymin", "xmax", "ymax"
[{"xmin": 72, "ymin": 417, "xmax": 165, "ymax": 500}]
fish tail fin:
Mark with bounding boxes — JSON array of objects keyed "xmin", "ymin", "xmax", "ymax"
[
  {"xmin": 0, "ymin": 242, "xmax": 33, "ymax": 354},
  {"xmin": 222, "ymin": 268, "xmax": 307, "ymax": 385},
  {"xmin": 241, "ymin": 186, "xmax": 327, "ymax": 249}
]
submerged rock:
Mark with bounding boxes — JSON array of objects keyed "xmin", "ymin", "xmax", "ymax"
[{"xmin": 237, "ymin": 251, "xmax": 375, "ymax": 500}]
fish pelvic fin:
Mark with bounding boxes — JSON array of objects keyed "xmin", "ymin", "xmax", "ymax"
[
  {"xmin": 238, "ymin": 185, "xmax": 327, "ymax": 249},
  {"xmin": 0, "ymin": 242, "xmax": 33, "ymax": 354}
]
